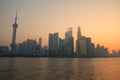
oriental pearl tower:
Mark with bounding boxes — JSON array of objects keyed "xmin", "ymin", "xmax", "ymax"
[{"xmin": 10, "ymin": 11, "xmax": 18, "ymax": 54}]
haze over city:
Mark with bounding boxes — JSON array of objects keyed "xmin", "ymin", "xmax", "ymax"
[{"xmin": 0, "ymin": 0, "xmax": 120, "ymax": 52}]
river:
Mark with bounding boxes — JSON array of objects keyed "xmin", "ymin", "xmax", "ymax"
[{"xmin": 0, "ymin": 57, "xmax": 120, "ymax": 80}]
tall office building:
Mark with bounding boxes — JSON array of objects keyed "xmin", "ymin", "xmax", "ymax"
[
  {"xmin": 96, "ymin": 44, "xmax": 101, "ymax": 56},
  {"xmin": 49, "ymin": 33, "xmax": 59, "ymax": 50},
  {"xmin": 65, "ymin": 28, "xmax": 73, "ymax": 43},
  {"xmin": 58, "ymin": 38, "xmax": 65, "ymax": 56},
  {"xmin": 80, "ymin": 36, "xmax": 87, "ymax": 56},
  {"xmin": 76, "ymin": 27, "xmax": 81, "ymax": 56},
  {"xmin": 39, "ymin": 38, "xmax": 42, "ymax": 49},
  {"xmin": 59, "ymin": 38, "xmax": 65, "ymax": 50},
  {"xmin": 91, "ymin": 43, "xmax": 95, "ymax": 56},
  {"xmin": 48, "ymin": 33, "xmax": 59, "ymax": 56},
  {"xmin": 65, "ymin": 28, "xmax": 74, "ymax": 56},
  {"xmin": 10, "ymin": 11, "xmax": 18, "ymax": 54},
  {"xmin": 52, "ymin": 33, "xmax": 59, "ymax": 49},
  {"xmin": 49, "ymin": 34, "xmax": 53, "ymax": 50},
  {"xmin": 38, "ymin": 38, "xmax": 42, "ymax": 55},
  {"xmin": 86, "ymin": 37, "xmax": 92, "ymax": 57}
]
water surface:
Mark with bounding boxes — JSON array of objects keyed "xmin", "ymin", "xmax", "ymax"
[{"xmin": 0, "ymin": 58, "xmax": 120, "ymax": 80}]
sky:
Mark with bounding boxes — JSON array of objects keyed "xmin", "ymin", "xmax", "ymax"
[{"xmin": 0, "ymin": 0, "xmax": 120, "ymax": 52}]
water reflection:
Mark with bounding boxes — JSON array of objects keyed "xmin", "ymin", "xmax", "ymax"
[
  {"xmin": 92, "ymin": 58, "xmax": 120, "ymax": 80},
  {"xmin": 71, "ymin": 58, "xmax": 95, "ymax": 80},
  {"xmin": 0, "ymin": 58, "xmax": 120, "ymax": 80},
  {"xmin": 8, "ymin": 58, "xmax": 15, "ymax": 80},
  {"xmin": 38, "ymin": 58, "xmax": 74, "ymax": 80}
]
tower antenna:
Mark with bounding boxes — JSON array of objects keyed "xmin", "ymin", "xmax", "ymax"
[{"xmin": 15, "ymin": 9, "xmax": 18, "ymax": 23}]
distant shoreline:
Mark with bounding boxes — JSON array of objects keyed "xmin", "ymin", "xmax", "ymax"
[{"xmin": 0, "ymin": 55, "xmax": 120, "ymax": 58}]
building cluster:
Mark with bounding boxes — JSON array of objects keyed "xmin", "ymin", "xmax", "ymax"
[
  {"xmin": 18, "ymin": 39, "xmax": 40, "ymax": 56},
  {"xmin": 110, "ymin": 50, "xmax": 120, "ymax": 57},
  {"xmin": 0, "ymin": 13, "xmax": 120, "ymax": 57},
  {"xmin": 48, "ymin": 28, "xmax": 74, "ymax": 57},
  {"xmin": 48, "ymin": 27, "xmax": 109, "ymax": 57}
]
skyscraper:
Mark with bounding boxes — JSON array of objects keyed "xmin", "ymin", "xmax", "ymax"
[
  {"xmin": 52, "ymin": 33, "xmax": 59, "ymax": 49},
  {"xmin": 39, "ymin": 38, "xmax": 42, "ymax": 49},
  {"xmin": 91, "ymin": 43, "xmax": 95, "ymax": 56},
  {"xmin": 49, "ymin": 33, "xmax": 59, "ymax": 50},
  {"xmin": 10, "ymin": 11, "xmax": 18, "ymax": 54},
  {"xmin": 80, "ymin": 36, "xmax": 87, "ymax": 56},
  {"xmin": 96, "ymin": 44, "xmax": 101, "ymax": 57},
  {"xmin": 86, "ymin": 37, "xmax": 92, "ymax": 57},
  {"xmin": 65, "ymin": 28, "xmax": 74, "ymax": 56},
  {"xmin": 76, "ymin": 27, "xmax": 81, "ymax": 56},
  {"xmin": 39, "ymin": 38, "xmax": 42, "ymax": 55},
  {"xmin": 49, "ymin": 33, "xmax": 53, "ymax": 50},
  {"xmin": 48, "ymin": 33, "xmax": 59, "ymax": 56}
]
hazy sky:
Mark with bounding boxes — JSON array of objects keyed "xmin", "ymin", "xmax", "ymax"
[{"xmin": 0, "ymin": 0, "xmax": 120, "ymax": 52}]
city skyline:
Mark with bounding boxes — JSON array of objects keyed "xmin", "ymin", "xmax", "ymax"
[{"xmin": 0, "ymin": 0, "xmax": 120, "ymax": 52}]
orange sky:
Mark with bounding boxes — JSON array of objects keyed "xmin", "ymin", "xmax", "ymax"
[{"xmin": 0, "ymin": 0, "xmax": 120, "ymax": 52}]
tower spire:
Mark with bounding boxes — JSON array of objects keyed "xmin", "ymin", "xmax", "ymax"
[
  {"xmin": 15, "ymin": 9, "xmax": 17, "ymax": 24},
  {"xmin": 77, "ymin": 26, "xmax": 81, "ymax": 40}
]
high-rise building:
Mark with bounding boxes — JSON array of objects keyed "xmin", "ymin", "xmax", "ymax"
[
  {"xmin": 65, "ymin": 28, "xmax": 73, "ymax": 43},
  {"xmin": 39, "ymin": 38, "xmax": 42, "ymax": 53},
  {"xmin": 52, "ymin": 33, "xmax": 59, "ymax": 49},
  {"xmin": 10, "ymin": 11, "xmax": 18, "ymax": 54},
  {"xmin": 49, "ymin": 34, "xmax": 53, "ymax": 50},
  {"xmin": 48, "ymin": 33, "xmax": 59, "ymax": 56},
  {"xmin": 58, "ymin": 38, "xmax": 65, "ymax": 56},
  {"xmin": 48, "ymin": 33, "xmax": 59, "ymax": 50},
  {"xmin": 76, "ymin": 27, "xmax": 81, "ymax": 56},
  {"xmin": 104, "ymin": 47, "xmax": 109, "ymax": 56},
  {"xmin": 59, "ymin": 38, "xmax": 65, "ymax": 50},
  {"xmin": 86, "ymin": 37, "xmax": 92, "ymax": 57},
  {"xmin": 65, "ymin": 28, "xmax": 74, "ymax": 56},
  {"xmin": 42, "ymin": 46, "xmax": 48, "ymax": 56},
  {"xmin": 39, "ymin": 38, "xmax": 42, "ymax": 49},
  {"xmin": 96, "ymin": 44, "xmax": 101, "ymax": 57},
  {"xmin": 76, "ymin": 27, "xmax": 96, "ymax": 57},
  {"xmin": 91, "ymin": 43, "xmax": 95, "ymax": 56},
  {"xmin": 80, "ymin": 36, "xmax": 87, "ymax": 56}
]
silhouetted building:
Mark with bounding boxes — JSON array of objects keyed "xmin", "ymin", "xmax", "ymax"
[
  {"xmin": 39, "ymin": 38, "xmax": 42, "ymax": 53},
  {"xmin": 91, "ymin": 43, "xmax": 95, "ymax": 56},
  {"xmin": 80, "ymin": 36, "xmax": 87, "ymax": 56},
  {"xmin": 76, "ymin": 27, "xmax": 81, "ymax": 56},
  {"xmin": 95, "ymin": 44, "xmax": 101, "ymax": 56},
  {"xmin": 76, "ymin": 27, "xmax": 95, "ymax": 57},
  {"xmin": 100, "ymin": 46, "xmax": 105, "ymax": 57},
  {"xmin": 18, "ymin": 39, "xmax": 40, "ymax": 56},
  {"xmin": 41, "ymin": 46, "xmax": 48, "ymax": 56},
  {"xmin": 10, "ymin": 11, "xmax": 18, "ymax": 54},
  {"xmin": 104, "ymin": 48, "xmax": 109, "ymax": 56},
  {"xmin": 49, "ymin": 34, "xmax": 53, "ymax": 50},
  {"xmin": 48, "ymin": 33, "xmax": 59, "ymax": 56},
  {"xmin": 58, "ymin": 38, "xmax": 65, "ymax": 56},
  {"xmin": 95, "ymin": 44, "xmax": 109, "ymax": 57},
  {"xmin": 59, "ymin": 38, "xmax": 65, "ymax": 50},
  {"xmin": 65, "ymin": 28, "xmax": 74, "ymax": 56},
  {"xmin": 49, "ymin": 33, "xmax": 59, "ymax": 50},
  {"xmin": 0, "ymin": 46, "xmax": 9, "ymax": 55},
  {"xmin": 111, "ymin": 50, "xmax": 120, "ymax": 57},
  {"xmin": 86, "ymin": 37, "xmax": 92, "ymax": 57}
]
